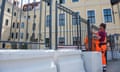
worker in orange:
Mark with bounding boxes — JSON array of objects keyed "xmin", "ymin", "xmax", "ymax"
[
  {"xmin": 94, "ymin": 23, "xmax": 107, "ymax": 72},
  {"xmin": 84, "ymin": 23, "xmax": 107, "ymax": 72}
]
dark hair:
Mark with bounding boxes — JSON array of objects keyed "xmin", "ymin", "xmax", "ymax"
[{"xmin": 100, "ymin": 23, "xmax": 106, "ymax": 29}]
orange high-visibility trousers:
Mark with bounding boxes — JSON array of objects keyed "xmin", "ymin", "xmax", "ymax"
[{"xmin": 101, "ymin": 45, "xmax": 107, "ymax": 66}]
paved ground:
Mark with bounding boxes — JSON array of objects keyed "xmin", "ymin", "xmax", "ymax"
[{"xmin": 107, "ymin": 59, "xmax": 120, "ymax": 72}]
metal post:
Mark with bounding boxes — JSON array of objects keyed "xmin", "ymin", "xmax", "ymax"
[
  {"xmin": 76, "ymin": 14, "xmax": 79, "ymax": 49},
  {"xmin": 39, "ymin": 0, "xmax": 43, "ymax": 49},
  {"xmin": 26, "ymin": 0, "xmax": 30, "ymax": 41},
  {"xmin": 66, "ymin": 13, "xmax": 68, "ymax": 45},
  {"xmin": 44, "ymin": 2, "xmax": 47, "ymax": 48},
  {"xmin": 69, "ymin": 14, "xmax": 71, "ymax": 45},
  {"xmin": 18, "ymin": 0, "xmax": 23, "ymax": 49},
  {"xmin": 49, "ymin": 0, "xmax": 53, "ymax": 49},
  {"xmin": 9, "ymin": 0, "xmax": 15, "ymax": 41},
  {"xmin": 0, "ymin": 0, "xmax": 6, "ymax": 40},
  {"xmin": 55, "ymin": 1, "xmax": 58, "ymax": 50},
  {"xmin": 79, "ymin": 16, "xmax": 82, "ymax": 49},
  {"xmin": 87, "ymin": 20, "xmax": 92, "ymax": 51}
]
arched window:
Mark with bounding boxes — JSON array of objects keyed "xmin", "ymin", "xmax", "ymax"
[
  {"xmin": 5, "ymin": 19, "xmax": 9, "ymax": 26},
  {"xmin": 12, "ymin": 22, "xmax": 15, "ymax": 28}
]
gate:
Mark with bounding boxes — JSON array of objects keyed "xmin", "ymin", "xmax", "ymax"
[{"xmin": 55, "ymin": 2, "xmax": 88, "ymax": 49}]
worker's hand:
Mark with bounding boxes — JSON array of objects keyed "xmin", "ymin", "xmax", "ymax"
[{"xmin": 92, "ymin": 31, "xmax": 97, "ymax": 34}]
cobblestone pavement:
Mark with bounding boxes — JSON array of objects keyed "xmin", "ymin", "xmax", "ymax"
[{"xmin": 107, "ymin": 59, "xmax": 120, "ymax": 72}]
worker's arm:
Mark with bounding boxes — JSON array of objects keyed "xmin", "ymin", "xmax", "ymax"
[{"xmin": 92, "ymin": 31, "xmax": 101, "ymax": 40}]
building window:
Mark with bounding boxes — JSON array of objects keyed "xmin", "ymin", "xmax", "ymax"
[
  {"xmin": 72, "ymin": 0, "xmax": 79, "ymax": 2},
  {"xmin": 2, "ymin": 43, "xmax": 5, "ymax": 48},
  {"xmin": 87, "ymin": 10, "xmax": 95, "ymax": 24},
  {"xmin": 28, "ymin": 16, "xmax": 30, "ymax": 19},
  {"xmin": 47, "ymin": 1, "xmax": 50, "ymax": 6},
  {"xmin": 12, "ymin": 22, "xmax": 15, "ymax": 28},
  {"xmin": 17, "ymin": 22, "xmax": 19, "ymax": 28},
  {"xmin": 34, "ymin": 15, "xmax": 36, "ymax": 18},
  {"xmin": 73, "ymin": 37, "xmax": 80, "ymax": 46},
  {"xmin": 60, "ymin": 0, "xmax": 65, "ymax": 4},
  {"xmin": 7, "ymin": 8, "xmax": 10, "ymax": 13},
  {"xmin": 72, "ymin": 12, "xmax": 79, "ymax": 25},
  {"xmin": 59, "ymin": 37, "xmax": 65, "ymax": 46},
  {"xmin": 59, "ymin": 13, "xmax": 65, "ymax": 26},
  {"xmin": 103, "ymin": 9, "xmax": 112, "ymax": 23},
  {"xmin": 14, "ymin": 12, "xmax": 16, "ymax": 16},
  {"xmin": 5, "ymin": 19, "xmax": 9, "ymax": 26},
  {"xmin": 11, "ymin": 32, "xmax": 14, "ymax": 39},
  {"xmin": 46, "ymin": 15, "xmax": 50, "ymax": 27},
  {"xmin": 21, "ymin": 22, "xmax": 24, "ymax": 28},
  {"xmin": 32, "ymin": 23, "xmax": 36, "ymax": 31},
  {"xmin": 45, "ymin": 38, "xmax": 50, "ymax": 47},
  {"xmin": 20, "ymin": 32, "xmax": 24, "ymax": 39},
  {"xmin": 16, "ymin": 32, "xmax": 18, "ymax": 39}
]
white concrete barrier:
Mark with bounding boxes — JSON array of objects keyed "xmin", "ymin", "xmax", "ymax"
[
  {"xmin": 1, "ymin": 50, "xmax": 111, "ymax": 72},
  {"xmin": 107, "ymin": 50, "xmax": 120, "ymax": 60},
  {"xmin": 113, "ymin": 51, "xmax": 120, "ymax": 59},
  {"xmin": 55, "ymin": 50, "xmax": 85, "ymax": 72},
  {"xmin": 0, "ymin": 50, "xmax": 57, "ymax": 72},
  {"xmin": 82, "ymin": 52, "xmax": 102, "ymax": 72},
  {"xmin": 0, "ymin": 50, "xmax": 86, "ymax": 72},
  {"xmin": 107, "ymin": 51, "xmax": 112, "ymax": 61}
]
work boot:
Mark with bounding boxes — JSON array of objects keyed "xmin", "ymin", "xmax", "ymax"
[
  {"xmin": 103, "ymin": 66, "xmax": 107, "ymax": 72},
  {"xmin": 103, "ymin": 70, "xmax": 106, "ymax": 72}
]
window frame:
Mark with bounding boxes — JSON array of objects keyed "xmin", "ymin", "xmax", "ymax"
[
  {"xmin": 46, "ymin": 15, "xmax": 50, "ymax": 27},
  {"xmin": 5, "ymin": 19, "xmax": 9, "ymax": 26},
  {"xmin": 87, "ymin": 10, "xmax": 96, "ymax": 24},
  {"xmin": 45, "ymin": 38, "xmax": 50, "ymax": 47},
  {"xmin": 72, "ymin": 0, "xmax": 79, "ymax": 2},
  {"xmin": 12, "ymin": 22, "xmax": 15, "ymax": 28},
  {"xmin": 72, "ymin": 12, "xmax": 79, "ymax": 25},
  {"xmin": 20, "ymin": 32, "xmax": 24, "ymax": 39},
  {"xmin": 11, "ymin": 32, "xmax": 14, "ymax": 39},
  {"xmin": 16, "ymin": 32, "xmax": 18, "ymax": 39},
  {"xmin": 103, "ymin": 8, "xmax": 113, "ymax": 23},
  {"xmin": 14, "ymin": 12, "xmax": 16, "ymax": 16},
  {"xmin": 59, "ymin": 13, "xmax": 65, "ymax": 26},
  {"xmin": 7, "ymin": 8, "xmax": 10, "ymax": 13},
  {"xmin": 16, "ymin": 22, "xmax": 19, "ymax": 28},
  {"xmin": 32, "ymin": 23, "xmax": 36, "ymax": 31},
  {"xmin": 21, "ymin": 22, "xmax": 24, "ymax": 28},
  {"xmin": 59, "ymin": 37, "xmax": 65, "ymax": 46}
]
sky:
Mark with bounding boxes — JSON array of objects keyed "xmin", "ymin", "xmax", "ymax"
[{"xmin": 20, "ymin": 0, "xmax": 41, "ymax": 4}]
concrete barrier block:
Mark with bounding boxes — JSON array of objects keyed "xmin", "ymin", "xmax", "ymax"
[
  {"xmin": 0, "ymin": 50, "xmax": 57, "ymax": 72},
  {"xmin": 107, "ymin": 51, "xmax": 112, "ymax": 61},
  {"xmin": 82, "ymin": 52, "xmax": 102, "ymax": 72},
  {"xmin": 55, "ymin": 50, "xmax": 85, "ymax": 72}
]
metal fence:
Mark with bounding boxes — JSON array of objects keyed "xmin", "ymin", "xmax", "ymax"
[
  {"xmin": 108, "ymin": 34, "xmax": 120, "ymax": 60},
  {"xmin": 0, "ymin": 0, "xmax": 94, "ymax": 50}
]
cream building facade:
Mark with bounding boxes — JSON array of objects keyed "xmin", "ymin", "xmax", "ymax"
[{"xmin": 0, "ymin": 0, "xmax": 120, "ymax": 49}]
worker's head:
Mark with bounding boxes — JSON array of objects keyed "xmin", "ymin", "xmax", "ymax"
[{"xmin": 99, "ymin": 23, "xmax": 106, "ymax": 31}]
